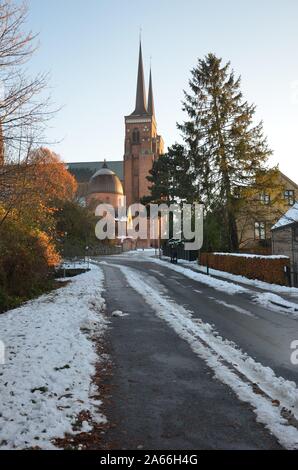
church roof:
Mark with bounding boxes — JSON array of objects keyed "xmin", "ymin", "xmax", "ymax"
[
  {"xmin": 88, "ymin": 162, "xmax": 124, "ymax": 196},
  {"xmin": 147, "ymin": 69, "xmax": 155, "ymax": 118},
  {"xmin": 67, "ymin": 161, "xmax": 124, "ymax": 182},
  {"xmin": 130, "ymin": 42, "xmax": 149, "ymax": 117}
]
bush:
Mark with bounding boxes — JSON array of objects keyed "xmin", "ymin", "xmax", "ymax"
[
  {"xmin": 0, "ymin": 217, "xmax": 60, "ymax": 313},
  {"xmin": 54, "ymin": 200, "xmax": 99, "ymax": 256}
]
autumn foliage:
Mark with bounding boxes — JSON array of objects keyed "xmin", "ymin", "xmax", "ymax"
[
  {"xmin": 0, "ymin": 214, "xmax": 59, "ymax": 312},
  {"xmin": 27, "ymin": 148, "xmax": 77, "ymax": 203},
  {"xmin": 0, "ymin": 148, "xmax": 77, "ymax": 312},
  {"xmin": 0, "ymin": 1, "xmax": 78, "ymax": 312}
]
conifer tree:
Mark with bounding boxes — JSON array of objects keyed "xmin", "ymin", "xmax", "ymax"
[
  {"xmin": 178, "ymin": 53, "xmax": 272, "ymax": 251},
  {"xmin": 142, "ymin": 144, "xmax": 194, "ymax": 205}
]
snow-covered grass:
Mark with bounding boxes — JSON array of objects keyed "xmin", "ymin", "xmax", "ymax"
[
  {"xmin": 0, "ymin": 266, "xmax": 107, "ymax": 450},
  {"xmin": 117, "ymin": 264, "xmax": 298, "ymax": 450}
]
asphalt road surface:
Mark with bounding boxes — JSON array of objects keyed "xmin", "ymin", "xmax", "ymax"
[{"xmin": 95, "ymin": 253, "xmax": 298, "ymax": 450}]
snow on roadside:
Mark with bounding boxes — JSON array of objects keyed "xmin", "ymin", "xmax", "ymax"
[
  {"xmin": 0, "ymin": 266, "xmax": 107, "ymax": 450},
  {"xmin": 143, "ymin": 255, "xmax": 298, "ymax": 315},
  {"xmin": 126, "ymin": 249, "xmax": 297, "ymax": 297},
  {"xmin": 149, "ymin": 257, "xmax": 249, "ymax": 295},
  {"xmin": 193, "ymin": 262, "xmax": 298, "ymax": 297},
  {"xmin": 106, "ymin": 250, "xmax": 298, "ymax": 313},
  {"xmin": 142, "ymin": 251, "xmax": 298, "ymax": 297},
  {"xmin": 117, "ymin": 264, "xmax": 298, "ymax": 449},
  {"xmin": 213, "ymin": 252, "xmax": 289, "ymax": 260},
  {"xmin": 208, "ymin": 297, "xmax": 255, "ymax": 318},
  {"xmin": 253, "ymin": 292, "xmax": 298, "ymax": 317}
]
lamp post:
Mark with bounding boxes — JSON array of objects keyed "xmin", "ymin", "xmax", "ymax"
[
  {"xmin": 158, "ymin": 215, "xmax": 162, "ymax": 260},
  {"xmin": 85, "ymin": 246, "xmax": 89, "ymax": 270},
  {"xmin": 63, "ymin": 231, "xmax": 68, "ymax": 278}
]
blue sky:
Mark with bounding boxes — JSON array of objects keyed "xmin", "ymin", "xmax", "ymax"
[{"xmin": 27, "ymin": 0, "xmax": 298, "ymax": 177}]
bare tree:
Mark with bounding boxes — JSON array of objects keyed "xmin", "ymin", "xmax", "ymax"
[{"xmin": 0, "ymin": 0, "xmax": 57, "ymax": 224}]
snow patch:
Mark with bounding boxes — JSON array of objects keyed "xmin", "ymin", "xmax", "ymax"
[
  {"xmin": 192, "ymin": 263, "xmax": 298, "ymax": 297},
  {"xmin": 146, "ymin": 256, "xmax": 298, "ymax": 315},
  {"xmin": 112, "ymin": 310, "xmax": 129, "ymax": 318},
  {"xmin": 0, "ymin": 266, "xmax": 107, "ymax": 450},
  {"xmin": 272, "ymin": 202, "xmax": 298, "ymax": 229},
  {"xmin": 149, "ymin": 257, "xmax": 248, "ymax": 295},
  {"xmin": 253, "ymin": 292, "xmax": 298, "ymax": 317},
  {"xmin": 213, "ymin": 252, "xmax": 289, "ymax": 260},
  {"xmin": 209, "ymin": 297, "xmax": 255, "ymax": 318}
]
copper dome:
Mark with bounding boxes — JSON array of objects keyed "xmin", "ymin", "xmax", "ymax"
[{"xmin": 88, "ymin": 163, "xmax": 124, "ymax": 196}]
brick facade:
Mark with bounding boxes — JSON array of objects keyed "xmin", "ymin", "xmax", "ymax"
[
  {"xmin": 124, "ymin": 42, "xmax": 164, "ymax": 207},
  {"xmin": 124, "ymin": 115, "xmax": 164, "ymax": 207}
]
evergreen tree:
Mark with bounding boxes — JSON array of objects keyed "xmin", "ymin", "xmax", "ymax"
[
  {"xmin": 178, "ymin": 53, "xmax": 272, "ymax": 251},
  {"xmin": 142, "ymin": 144, "xmax": 194, "ymax": 206}
]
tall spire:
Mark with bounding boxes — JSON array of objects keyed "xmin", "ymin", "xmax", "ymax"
[
  {"xmin": 147, "ymin": 68, "xmax": 155, "ymax": 118},
  {"xmin": 131, "ymin": 42, "xmax": 147, "ymax": 116}
]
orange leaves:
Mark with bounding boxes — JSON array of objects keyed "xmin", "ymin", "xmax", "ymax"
[
  {"xmin": 26, "ymin": 147, "xmax": 78, "ymax": 204},
  {"xmin": 35, "ymin": 230, "xmax": 61, "ymax": 268},
  {"xmin": 0, "ymin": 147, "xmax": 76, "ymax": 310},
  {"xmin": 0, "ymin": 214, "xmax": 59, "ymax": 307}
]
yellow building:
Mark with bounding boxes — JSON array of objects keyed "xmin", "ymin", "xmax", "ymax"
[{"xmin": 236, "ymin": 171, "xmax": 298, "ymax": 253}]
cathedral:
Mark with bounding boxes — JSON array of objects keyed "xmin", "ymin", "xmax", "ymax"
[
  {"xmin": 123, "ymin": 42, "xmax": 164, "ymax": 207},
  {"xmin": 68, "ymin": 42, "xmax": 164, "ymax": 209}
]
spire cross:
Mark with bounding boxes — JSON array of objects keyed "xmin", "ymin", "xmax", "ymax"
[{"xmin": 131, "ymin": 38, "xmax": 147, "ymax": 115}]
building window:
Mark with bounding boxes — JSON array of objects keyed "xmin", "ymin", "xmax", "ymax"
[
  {"xmin": 260, "ymin": 193, "xmax": 270, "ymax": 205},
  {"xmin": 294, "ymin": 226, "xmax": 298, "ymax": 242},
  {"xmin": 255, "ymin": 221, "xmax": 266, "ymax": 240},
  {"xmin": 132, "ymin": 128, "xmax": 140, "ymax": 144},
  {"xmin": 284, "ymin": 189, "xmax": 295, "ymax": 206}
]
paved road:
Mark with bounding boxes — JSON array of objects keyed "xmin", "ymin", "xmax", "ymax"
[{"xmin": 95, "ymin": 253, "xmax": 298, "ymax": 450}]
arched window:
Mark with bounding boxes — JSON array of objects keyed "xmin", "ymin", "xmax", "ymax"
[{"xmin": 132, "ymin": 128, "xmax": 140, "ymax": 144}]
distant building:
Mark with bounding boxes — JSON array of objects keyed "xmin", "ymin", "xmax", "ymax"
[
  {"xmin": 124, "ymin": 43, "xmax": 164, "ymax": 207},
  {"xmin": 86, "ymin": 160, "xmax": 124, "ymax": 211},
  {"xmin": 236, "ymin": 171, "xmax": 298, "ymax": 254},
  {"xmin": 272, "ymin": 202, "xmax": 298, "ymax": 286},
  {"xmin": 67, "ymin": 42, "xmax": 163, "ymax": 250},
  {"xmin": 68, "ymin": 41, "xmax": 164, "ymax": 211}
]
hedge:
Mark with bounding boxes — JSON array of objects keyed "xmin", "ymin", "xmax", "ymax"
[{"xmin": 199, "ymin": 253, "xmax": 290, "ymax": 286}]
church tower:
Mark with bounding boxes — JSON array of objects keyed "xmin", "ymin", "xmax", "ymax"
[{"xmin": 124, "ymin": 42, "xmax": 164, "ymax": 207}]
